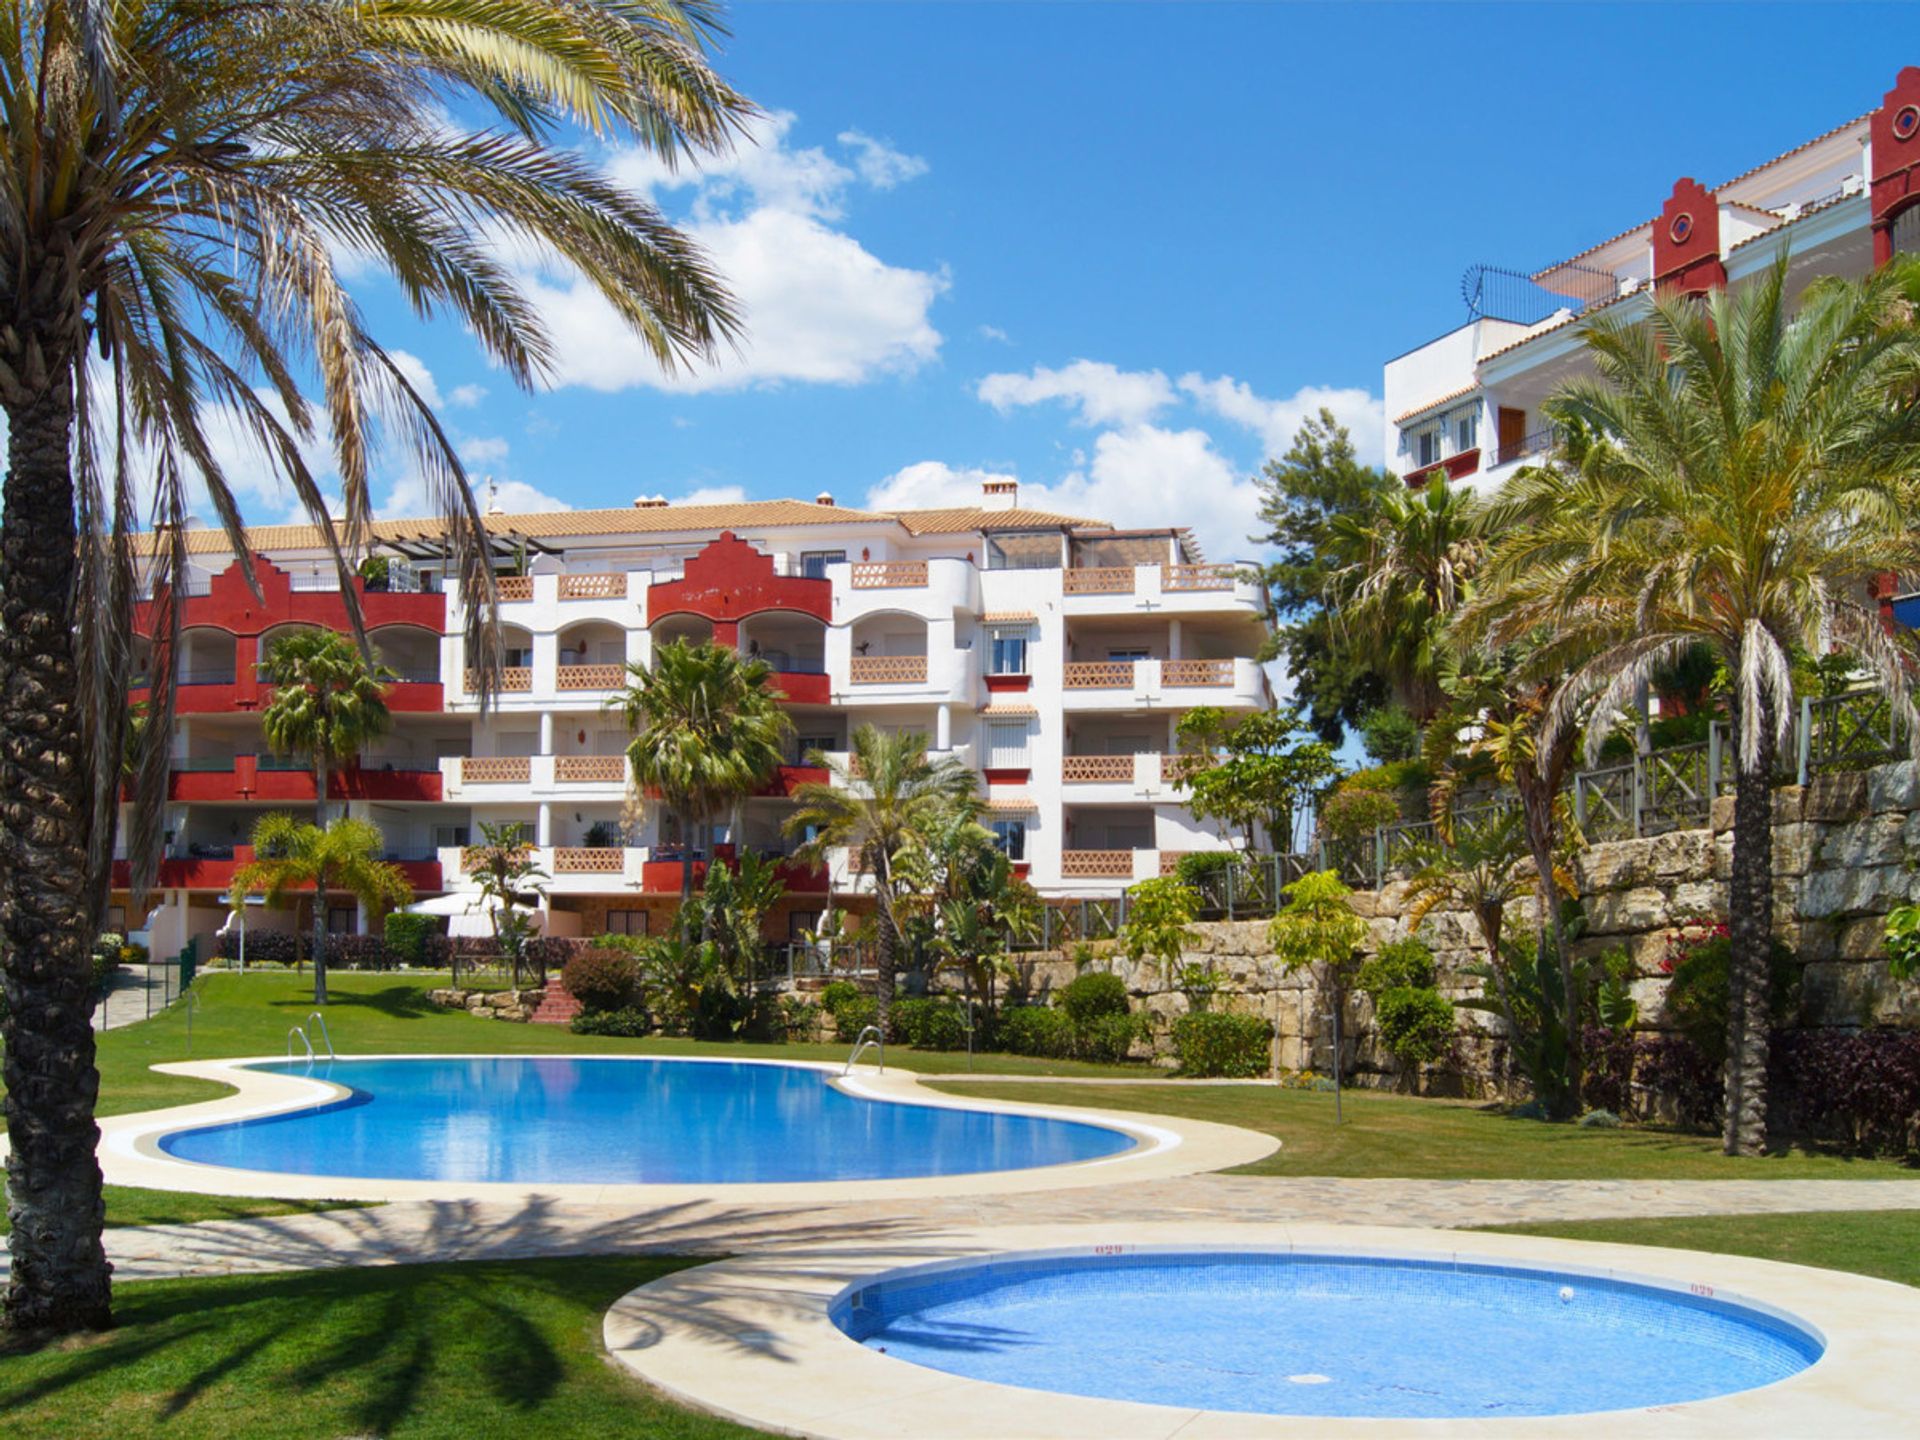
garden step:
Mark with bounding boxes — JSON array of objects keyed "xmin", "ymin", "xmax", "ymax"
[{"xmin": 530, "ymin": 986, "xmax": 583, "ymax": 1025}]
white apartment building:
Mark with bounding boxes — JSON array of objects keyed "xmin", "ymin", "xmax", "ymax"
[
  {"xmin": 1385, "ymin": 64, "xmax": 1920, "ymax": 544},
  {"xmin": 115, "ymin": 482, "xmax": 1273, "ymax": 958}
]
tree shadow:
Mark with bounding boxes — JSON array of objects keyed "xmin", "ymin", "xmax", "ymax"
[{"xmin": 268, "ymin": 984, "xmax": 440, "ymax": 1020}]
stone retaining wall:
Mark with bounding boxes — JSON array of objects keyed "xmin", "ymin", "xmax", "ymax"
[
  {"xmin": 426, "ymin": 987, "xmax": 547, "ymax": 1023},
  {"xmin": 991, "ymin": 759, "xmax": 1920, "ymax": 1091}
]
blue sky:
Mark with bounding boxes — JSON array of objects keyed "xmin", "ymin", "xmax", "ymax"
[{"xmin": 251, "ymin": 3, "xmax": 1920, "ymax": 562}]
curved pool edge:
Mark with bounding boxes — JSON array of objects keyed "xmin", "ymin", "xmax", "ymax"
[
  {"xmin": 601, "ymin": 1220, "xmax": 1920, "ymax": 1440},
  {"xmin": 80, "ymin": 1054, "xmax": 1278, "ymax": 1206}
]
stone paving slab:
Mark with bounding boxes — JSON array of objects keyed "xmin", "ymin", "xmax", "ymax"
[{"xmin": 80, "ymin": 1173, "xmax": 1920, "ymax": 1283}]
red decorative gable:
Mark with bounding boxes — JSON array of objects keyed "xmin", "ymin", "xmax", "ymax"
[
  {"xmin": 645, "ymin": 532, "xmax": 831, "ymax": 647},
  {"xmin": 1652, "ymin": 178, "xmax": 1725, "ymax": 295}
]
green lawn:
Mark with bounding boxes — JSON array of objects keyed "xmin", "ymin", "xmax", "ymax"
[
  {"xmin": 927, "ymin": 1080, "xmax": 1920, "ymax": 1180},
  {"xmin": 1480, "ymin": 1211, "xmax": 1920, "ymax": 1288},
  {"xmin": 0, "ymin": 1256, "xmax": 769, "ymax": 1440},
  {"xmin": 0, "ymin": 1189, "xmax": 356, "ymax": 1238}
]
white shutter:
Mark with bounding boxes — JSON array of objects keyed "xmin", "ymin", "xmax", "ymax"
[{"xmin": 987, "ymin": 720, "xmax": 1030, "ymax": 768}]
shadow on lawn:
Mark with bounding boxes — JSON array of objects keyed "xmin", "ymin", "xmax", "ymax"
[{"xmin": 266, "ymin": 983, "xmax": 442, "ymax": 1020}]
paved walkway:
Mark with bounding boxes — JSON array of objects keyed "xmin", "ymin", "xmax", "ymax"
[
  {"xmin": 91, "ymin": 1173, "xmax": 1920, "ymax": 1282},
  {"xmin": 92, "ymin": 967, "xmax": 174, "ymax": 1032}
]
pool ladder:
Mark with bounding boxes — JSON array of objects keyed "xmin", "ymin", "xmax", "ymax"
[
  {"xmin": 843, "ymin": 1024, "xmax": 885, "ymax": 1075},
  {"xmin": 286, "ymin": 1011, "xmax": 338, "ymax": 1063}
]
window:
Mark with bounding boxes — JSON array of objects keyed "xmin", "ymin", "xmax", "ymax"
[
  {"xmin": 326, "ymin": 906, "xmax": 357, "ymax": 935},
  {"xmin": 604, "ymin": 909, "xmax": 648, "ymax": 936},
  {"xmin": 105, "ymin": 905, "xmax": 127, "ymax": 934},
  {"xmin": 799, "ymin": 549, "xmax": 845, "ymax": 579},
  {"xmin": 986, "ymin": 720, "xmax": 1031, "ymax": 769},
  {"xmin": 988, "ymin": 625, "xmax": 1030, "ymax": 676},
  {"xmin": 1453, "ymin": 409, "xmax": 1478, "ymax": 453},
  {"xmin": 1414, "ymin": 426, "xmax": 1440, "ymax": 467},
  {"xmin": 1107, "ymin": 647, "xmax": 1151, "ymax": 663},
  {"xmin": 990, "ymin": 819, "xmax": 1027, "ymax": 861},
  {"xmin": 432, "ymin": 823, "xmax": 470, "ymax": 848}
]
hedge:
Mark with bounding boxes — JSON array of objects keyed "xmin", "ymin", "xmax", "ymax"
[
  {"xmin": 382, "ymin": 911, "xmax": 441, "ymax": 967},
  {"xmin": 998, "ymin": 1004, "xmax": 1074, "ymax": 1059},
  {"xmin": 561, "ymin": 949, "xmax": 641, "ymax": 1013},
  {"xmin": 1172, "ymin": 1011, "xmax": 1271, "ymax": 1078},
  {"xmin": 214, "ymin": 928, "xmax": 300, "ymax": 965},
  {"xmin": 570, "ymin": 1007, "xmax": 652, "ymax": 1038}
]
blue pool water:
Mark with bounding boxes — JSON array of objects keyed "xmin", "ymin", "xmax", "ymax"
[
  {"xmin": 159, "ymin": 1057, "xmax": 1136, "ymax": 1184},
  {"xmin": 835, "ymin": 1250, "xmax": 1823, "ymax": 1418}
]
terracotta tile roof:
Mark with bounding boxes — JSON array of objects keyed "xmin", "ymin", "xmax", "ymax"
[
  {"xmin": 1714, "ymin": 111, "xmax": 1872, "ymax": 193},
  {"xmin": 1724, "ymin": 188, "xmax": 1864, "ymax": 254},
  {"xmin": 1392, "ymin": 385, "xmax": 1480, "ymax": 426},
  {"xmin": 985, "ymin": 796, "xmax": 1038, "ymax": 812},
  {"xmin": 981, "ymin": 611, "xmax": 1038, "ymax": 623},
  {"xmin": 894, "ymin": 505, "xmax": 1108, "ymax": 535},
  {"xmin": 145, "ymin": 496, "xmax": 1115, "ymax": 558},
  {"xmin": 979, "ymin": 702, "xmax": 1037, "ymax": 716}
]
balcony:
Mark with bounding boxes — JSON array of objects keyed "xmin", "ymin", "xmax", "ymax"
[
  {"xmin": 114, "ymin": 845, "xmax": 441, "ymax": 893},
  {"xmin": 558, "ymin": 572, "xmax": 627, "ymax": 601},
  {"xmin": 494, "ymin": 576, "xmax": 534, "ymax": 601},
  {"xmin": 460, "ymin": 756, "xmax": 531, "ymax": 784},
  {"xmin": 163, "ymin": 757, "xmax": 442, "ymax": 804},
  {"xmin": 1403, "ymin": 448, "xmax": 1480, "ymax": 487},
  {"xmin": 552, "ymin": 846, "xmax": 624, "ymax": 874},
  {"xmin": 1062, "ymin": 755, "xmax": 1135, "ymax": 783},
  {"xmin": 850, "ymin": 654, "xmax": 928, "ymax": 685},
  {"xmin": 1161, "ymin": 564, "xmax": 1237, "ymax": 592},
  {"xmin": 555, "ymin": 755, "xmax": 627, "ymax": 784},
  {"xmin": 464, "ymin": 666, "xmax": 533, "ymax": 693},
  {"xmin": 1060, "ymin": 657, "xmax": 1262, "ymax": 710},
  {"xmin": 555, "ymin": 663, "xmax": 625, "ymax": 692},
  {"xmin": 1059, "ymin": 752, "xmax": 1198, "ymax": 799},
  {"xmin": 1064, "ymin": 566, "xmax": 1135, "ymax": 596},
  {"xmin": 1059, "ymin": 850, "xmax": 1138, "ymax": 879},
  {"xmin": 1063, "ymin": 660, "xmax": 1139, "ymax": 689},
  {"xmin": 850, "ymin": 561, "xmax": 928, "ymax": 589}
]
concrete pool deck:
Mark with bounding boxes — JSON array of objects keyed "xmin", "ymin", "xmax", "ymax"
[
  {"xmin": 602, "ymin": 1221, "xmax": 1920, "ymax": 1439},
  {"xmin": 81, "ymin": 1053, "xmax": 1279, "ymax": 1206}
]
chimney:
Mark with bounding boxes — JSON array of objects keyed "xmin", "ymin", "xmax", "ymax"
[
  {"xmin": 815, "ymin": 490, "xmax": 835, "ymax": 507},
  {"xmin": 632, "ymin": 494, "xmax": 668, "ymax": 509},
  {"xmin": 981, "ymin": 478, "xmax": 1019, "ymax": 511}
]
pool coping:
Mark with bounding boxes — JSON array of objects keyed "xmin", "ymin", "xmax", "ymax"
[
  {"xmin": 601, "ymin": 1220, "xmax": 1920, "ymax": 1438},
  {"xmin": 79, "ymin": 1053, "xmax": 1278, "ymax": 1205}
]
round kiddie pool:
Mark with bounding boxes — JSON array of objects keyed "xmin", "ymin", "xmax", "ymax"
[
  {"xmin": 606, "ymin": 1222, "xmax": 1918, "ymax": 1439},
  {"xmin": 833, "ymin": 1248, "xmax": 1822, "ymax": 1420},
  {"xmin": 157, "ymin": 1056, "xmax": 1138, "ymax": 1185}
]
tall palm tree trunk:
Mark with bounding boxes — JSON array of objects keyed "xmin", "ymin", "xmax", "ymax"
[
  {"xmin": 0, "ymin": 376, "xmax": 114, "ymax": 1337},
  {"xmin": 1723, "ymin": 702, "xmax": 1776, "ymax": 1156},
  {"xmin": 872, "ymin": 853, "xmax": 897, "ymax": 1034},
  {"xmin": 311, "ymin": 752, "xmax": 331, "ymax": 1003},
  {"xmin": 1515, "ymin": 769, "xmax": 1580, "ymax": 1115}
]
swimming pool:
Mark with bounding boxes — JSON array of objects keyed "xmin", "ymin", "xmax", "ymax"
[
  {"xmin": 832, "ymin": 1248, "xmax": 1824, "ymax": 1419},
  {"xmin": 156, "ymin": 1056, "xmax": 1138, "ymax": 1184}
]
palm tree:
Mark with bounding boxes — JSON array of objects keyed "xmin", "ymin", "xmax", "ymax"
[
  {"xmin": 785, "ymin": 726, "xmax": 978, "ymax": 1031},
  {"xmin": 259, "ymin": 630, "xmax": 394, "ymax": 1004},
  {"xmin": 466, "ymin": 821, "xmax": 549, "ymax": 985},
  {"xmin": 0, "ymin": 0, "xmax": 750, "ymax": 1338},
  {"xmin": 1480, "ymin": 256, "xmax": 1920, "ymax": 1154},
  {"xmin": 608, "ymin": 640, "xmax": 792, "ymax": 919},
  {"xmin": 229, "ymin": 814, "xmax": 414, "ymax": 968},
  {"xmin": 1326, "ymin": 475, "xmax": 1490, "ymax": 722}
]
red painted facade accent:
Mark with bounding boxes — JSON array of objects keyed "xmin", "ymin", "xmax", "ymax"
[
  {"xmin": 984, "ymin": 674, "xmax": 1032, "ymax": 693},
  {"xmin": 1403, "ymin": 449, "xmax": 1480, "ymax": 487},
  {"xmin": 770, "ymin": 670, "xmax": 830, "ymax": 706},
  {"xmin": 135, "ymin": 556, "xmax": 445, "ymax": 714},
  {"xmin": 638, "ymin": 856, "xmax": 828, "ymax": 893},
  {"xmin": 982, "ymin": 768, "xmax": 1032, "ymax": 785},
  {"xmin": 646, "ymin": 532, "xmax": 830, "ymax": 649},
  {"xmin": 163, "ymin": 760, "xmax": 443, "ymax": 804},
  {"xmin": 1871, "ymin": 67, "xmax": 1920, "ymax": 264},
  {"xmin": 758, "ymin": 764, "xmax": 828, "ymax": 797},
  {"xmin": 113, "ymin": 848, "xmax": 441, "ymax": 893},
  {"xmin": 1652, "ymin": 178, "xmax": 1726, "ymax": 294}
]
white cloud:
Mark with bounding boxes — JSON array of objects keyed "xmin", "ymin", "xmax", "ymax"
[
  {"xmin": 458, "ymin": 435, "xmax": 510, "ymax": 466},
  {"xmin": 518, "ymin": 111, "xmax": 944, "ymax": 394},
  {"xmin": 868, "ymin": 424, "xmax": 1257, "ymax": 565},
  {"xmin": 375, "ymin": 472, "xmax": 571, "ymax": 519},
  {"xmin": 1179, "ymin": 372, "xmax": 1385, "ymax": 466},
  {"xmin": 837, "ymin": 130, "xmax": 929, "ymax": 190},
  {"xmin": 976, "ymin": 360, "xmax": 1176, "ymax": 428},
  {"xmin": 670, "ymin": 484, "xmax": 750, "ymax": 507},
  {"xmin": 388, "ymin": 350, "xmax": 442, "ymax": 409},
  {"xmin": 977, "ymin": 324, "xmax": 1011, "ymax": 344},
  {"xmin": 447, "ymin": 383, "xmax": 487, "ymax": 408}
]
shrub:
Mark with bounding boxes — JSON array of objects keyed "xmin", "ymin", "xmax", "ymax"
[
  {"xmin": 775, "ymin": 995, "xmax": 822, "ymax": 1043},
  {"xmin": 891, "ymin": 998, "xmax": 970, "ymax": 1050},
  {"xmin": 1372, "ymin": 987, "xmax": 1455, "ymax": 1067},
  {"xmin": 1057, "ymin": 972, "xmax": 1129, "ymax": 1028},
  {"xmin": 1318, "ymin": 785, "xmax": 1400, "ymax": 844},
  {"xmin": 324, "ymin": 934, "xmax": 390, "ymax": 969},
  {"xmin": 1075, "ymin": 1010, "xmax": 1143, "ymax": 1064},
  {"xmin": 1172, "ymin": 1011, "xmax": 1271, "ymax": 1078},
  {"xmin": 383, "ymin": 911, "xmax": 441, "ymax": 967},
  {"xmin": 570, "ymin": 1007, "xmax": 652, "ymax": 1038},
  {"xmin": 216, "ymin": 927, "xmax": 300, "ymax": 965},
  {"xmin": 89, "ymin": 934, "xmax": 123, "ymax": 996},
  {"xmin": 1118, "ymin": 876, "xmax": 1199, "ymax": 976},
  {"xmin": 1580, "ymin": 1025, "xmax": 1639, "ymax": 1115},
  {"xmin": 819, "ymin": 980, "xmax": 878, "ymax": 1040},
  {"xmin": 1769, "ymin": 1028, "xmax": 1920, "ymax": 1158},
  {"xmin": 1661, "ymin": 922, "xmax": 1799, "ymax": 1067},
  {"xmin": 1578, "ymin": 1108, "xmax": 1621, "ymax": 1128},
  {"xmin": 562, "ymin": 948, "xmax": 641, "ymax": 1013},
  {"xmin": 1635, "ymin": 1033, "xmax": 1722, "ymax": 1130},
  {"xmin": 998, "ymin": 1004, "xmax": 1074, "ymax": 1058},
  {"xmin": 1173, "ymin": 850, "xmax": 1243, "ymax": 888},
  {"xmin": 1357, "ymin": 705, "xmax": 1421, "ymax": 764},
  {"xmin": 1356, "ymin": 937, "xmax": 1436, "ymax": 993}
]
